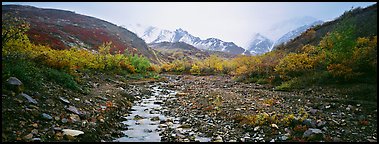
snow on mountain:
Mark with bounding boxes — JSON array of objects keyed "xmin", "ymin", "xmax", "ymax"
[
  {"xmin": 274, "ymin": 20, "xmax": 324, "ymax": 47},
  {"xmin": 125, "ymin": 24, "xmax": 248, "ymax": 55},
  {"xmin": 246, "ymin": 33, "xmax": 273, "ymax": 55},
  {"xmin": 264, "ymin": 16, "xmax": 320, "ymax": 41}
]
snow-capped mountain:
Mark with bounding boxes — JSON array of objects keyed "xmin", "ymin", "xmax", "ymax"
[
  {"xmin": 124, "ymin": 24, "xmax": 248, "ymax": 55},
  {"xmin": 264, "ymin": 16, "xmax": 320, "ymax": 41},
  {"xmin": 274, "ymin": 20, "xmax": 324, "ymax": 47},
  {"xmin": 246, "ymin": 33, "xmax": 273, "ymax": 55},
  {"xmin": 247, "ymin": 18, "xmax": 323, "ymax": 55}
]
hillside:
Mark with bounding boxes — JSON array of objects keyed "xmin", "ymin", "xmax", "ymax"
[
  {"xmin": 2, "ymin": 5, "xmax": 163, "ymax": 64},
  {"xmin": 275, "ymin": 4, "xmax": 377, "ymax": 53}
]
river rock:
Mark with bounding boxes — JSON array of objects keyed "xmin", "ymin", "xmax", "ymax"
[
  {"xmin": 41, "ymin": 113, "xmax": 53, "ymax": 120},
  {"xmin": 65, "ymin": 105, "xmax": 81, "ymax": 115},
  {"xmin": 62, "ymin": 129, "xmax": 84, "ymax": 137},
  {"xmin": 20, "ymin": 93, "xmax": 38, "ymax": 104},
  {"xmin": 23, "ymin": 133, "xmax": 33, "ymax": 140},
  {"xmin": 59, "ymin": 97, "xmax": 70, "ymax": 104},
  {"xmin": 303, "ymin": 128, "xmax": 323, "ymax": 138},
  {"xmin": 69, "ymin": 114, "xmax": 81, "ymax": 122},
  {"xmin": 7, "ymin": 77, "xmax": 23, "ymax": 86}
]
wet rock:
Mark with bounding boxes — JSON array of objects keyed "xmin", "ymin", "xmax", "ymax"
[
  {"xmin": 133, "ymin": 115, "xmax": 144, "ymax": 120},
  {"xmin": 151, "ymin": 116, "xmax": 160, "ymax": 121},
  {"xmin": 62, "ymin": 129, "xmax": 84, "ymax": 137},
  {"xmin": 178, "ymin": 124, "xmax": 191, "ymax": 129},
  {"xmin": 65, "ymin": 105, "xmax": 81, "ymax": 115},
  {"xmin": 144, "ymin": 129, "xmax": 153, "ymax": 133},
  {"xmin": 159, "ymin": 124, "xmax": 168, "ymax": 128},
  {"xmin": 20, "ymin": 93, "xmax": 38, "ymax": 104},
  {"xmin": 41, "ymin": 113, "xmax": 53, "ymax": 120},
  {"xmin": 61, "ymin": 118, "xmax": 68, "ymax": 124},
  {"xmin": 59, "ymin": 97, "xmax": 70, "ymax": 104}
]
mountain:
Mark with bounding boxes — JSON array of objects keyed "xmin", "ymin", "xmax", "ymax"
[
  {"xmin": 274, "ymin": 20, "xmax": 324, "ymax": 47},
  {"xmin": 149, "ymin": 42, "xmax": 235, "ymax": 62},
  {"xmin": 246, "ymin": 33, "xmax": 273, "ymax": 55},
  {"xmin": 2, "ymin": 5, "xmax": 163, "ymax": 64},
  {"xmin": 125, "ymin": 24, "xmax": 249, "ymax": 55},
  {"xmin": 275, "ymin": 4, "xmax": 377, "ymax": 53},
  {"xmin": 264, "ymin": 16, "xmax": 320, "ymax": 41}
]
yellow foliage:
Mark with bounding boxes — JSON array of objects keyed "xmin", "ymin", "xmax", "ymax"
[{"xmin": 190, "ymin": 64, "xmax": 201, "ymax": 75}]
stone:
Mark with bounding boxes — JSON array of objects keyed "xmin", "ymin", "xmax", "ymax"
[
  {"xmin": 32, "ymin": 138, "xmax": 41, "ymax": 142},
  {"xmin": 62, "ymin": 129, "xmax": 84, "ymax": 137},
  {"xmin": 214, "ymin": 136, "xmax": 223, "ymax": 142},
  {"xmin": 271, "ymin": 124, "xmax": 279, "ymax": 129},
  {"xmin": 65, "ymin": 105, "xmax": 81, "ymax": 115},
  {"xmin": 7, "ymin": 77, "xmax": 23, "ymax": 86},
  {"xmin": 20, "ymin": 93, "xmax": 38, "ymax": 104},
  {"xmin": 303, "ymin": 128, "xmax": 323, "ymax": 138},
  {"xmin": 151, "ymin": 116, "xmax": 160, "ymax": 121},
  {"xmin": 302, "ymin": 119, "xmax": 312, "ymax": 127},
  {"xmin": 69, "ymin": 114, "xmax": 81, "ymax": 122},
  {"xmin": 133, "ymin": 115, "xmax": 144, "ymax": 120},
  {"xmin": 176, "ymin": 93, "xmax": 187, "ymax": 96},
  {"xmin": 280, "ymin": 135, "xmax": 288, "ymax": 141},
  {"xmin": 41, "ymin": 113, "xmax": 53, "ymax": 120},
  {"xmin": 59, "ymin": 97, "xmax": 70, "ymax": 104},
  {"xmin": 23, "ymin": 133, "xmax": 33, "ymax": 140},
  {"xmin": 254, "ymin": 126, "xmax": 260, "ymax": 131},
  {"xmin": 61, "ymin": 118, "xmax": 68, "ymax": 123},
  {"xmin": 159, "ymin": 124, "xmax": 167, "ymax": 128},
  {"xmin": 178, "ymin": 124, "xmax": 191, "ymax": 129},
  {"xmin": 31, "ymin": 123, "xmax": 38, "ymax": 128}
]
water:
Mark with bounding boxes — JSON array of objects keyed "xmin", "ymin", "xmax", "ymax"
[{"xmin": 114, "ymin": 82, "xmax": 179, "ymax": 142}]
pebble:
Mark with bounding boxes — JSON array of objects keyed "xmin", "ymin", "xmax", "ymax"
[
  {"xmin": 32, "ymin": 138, "xmax": 41, "ymax": 141},
  {"xmin": 23, "ymin": 133, "xmax": 33, "ymax": 140},
  {"xmin": 65, "ymin": 105, "xmax": 81, "ymax": 115},
  {"xmin": 42, "ymin": 113, "xmax": 53, "ymax": 120},
  {"xmin": 303, "ymin": 128, "xmax": 323, "ymax": 138},
  {"xmin": 59, "ymin": 97, "xmax": 70, "ymax": 104},
  {"xmin": 62, "ymin": 129, "xmax": 84, "ymax": 137}
]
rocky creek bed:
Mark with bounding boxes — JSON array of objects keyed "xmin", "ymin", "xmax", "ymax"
[{"xmin": 2, "ymin": 74, "xmax": 377, "ymax": 142}]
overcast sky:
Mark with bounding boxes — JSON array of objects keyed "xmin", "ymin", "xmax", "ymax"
[{"xmin": 2, "ymin": 2, "xmax": 376, "ymax": 47}]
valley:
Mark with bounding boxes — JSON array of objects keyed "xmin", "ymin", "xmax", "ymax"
[{"xmin": 2, "ymin": 3, "xmax": 377, "ymax": 142}]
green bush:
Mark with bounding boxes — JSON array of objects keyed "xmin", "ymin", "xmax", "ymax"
[{"xmin": 45, "ymin": 68, "xmax": 80, "ymax": 91}]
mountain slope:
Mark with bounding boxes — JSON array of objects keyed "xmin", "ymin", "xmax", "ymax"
[
  {"xmin": 275, "ymin": 4, "xmax": 377, "ymax": 53},
  {"xmin": 246, "ymin": 33, "xmax": 273, "ymax": 55},
  {"xmin": 2, "ymin": 5, "xmax": 163, "ymax": 64},
  {"xmin": 125, "ymin": 24, "xmax": 249, "ymax": 55},
  {"xmin": 274, "ymin": 20, "xmax": 323, "ymax": 47},
  {"xmin": 149, "ymin": 42, "xmax": 235, "ymax": 62}
]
